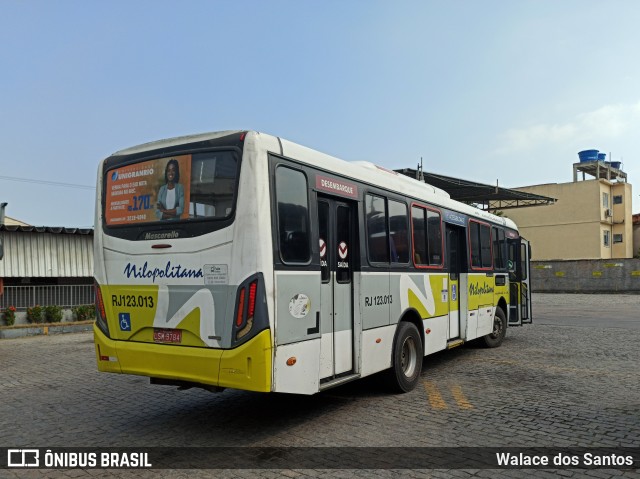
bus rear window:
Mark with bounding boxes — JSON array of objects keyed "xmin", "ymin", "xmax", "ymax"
[{"xmin": 104, "ymin": 151, "xmax": 238, "ymax": 227}]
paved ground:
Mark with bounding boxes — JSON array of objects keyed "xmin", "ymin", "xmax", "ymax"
[
  {"xmin": 534, "ymin": 293, "xmax": 640, "ymax": 329},
  {"xmin": 1, "ymin": 294, "xmax": 638, "ymax": 478}
]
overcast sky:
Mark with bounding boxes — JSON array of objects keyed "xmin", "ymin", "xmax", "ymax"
[{"xmin": 1, "ymin": 0, "xmax": 639, "ymax": 227}]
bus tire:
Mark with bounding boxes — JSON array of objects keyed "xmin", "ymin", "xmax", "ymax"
[
  {"xmin": 483, "ymin": 307, "xmax": 507, "ymax": 348},
  {"xmin": 386, "ymin": 321, "xmax": 423, "ymax": 393}
]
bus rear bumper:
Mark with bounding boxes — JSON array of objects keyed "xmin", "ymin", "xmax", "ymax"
[{"xmin": 93, "ymin": 324, "xmax": 273, "ymax": 392}]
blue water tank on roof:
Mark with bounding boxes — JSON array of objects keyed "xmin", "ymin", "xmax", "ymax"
[{"xmin": 578, "ymin": 149, "xmax": 599, "ymax": 162}]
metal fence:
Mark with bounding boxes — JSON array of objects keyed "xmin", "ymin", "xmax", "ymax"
[{"xmin": 0, "ymin": 285, "xmax": 95, "ymax": 310}]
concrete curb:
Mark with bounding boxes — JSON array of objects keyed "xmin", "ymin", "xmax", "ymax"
[{"xmin": 0, "ymin": 321, "xmax": 94, "ymax": 339}]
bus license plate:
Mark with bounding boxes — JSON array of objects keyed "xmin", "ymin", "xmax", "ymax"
[{"xmin": 153, "ymin": 328, "xmax": 182, "ymax": 344}]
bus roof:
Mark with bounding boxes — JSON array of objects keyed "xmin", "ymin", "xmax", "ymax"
[
  {"xmin": 106, "ymin": 129, "xmax": 518, "ymax": 231},
  {"xmin": 276, "ymin": 134, "xmax": 518, "ymax": 231},
  {"xmin": 111, "ymin": 130, "xmax": 244, "ymax": 157}
]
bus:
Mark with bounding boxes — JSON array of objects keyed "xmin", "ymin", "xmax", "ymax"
[{"xmin": 93, "ymin": 130, "xmax": 532, "ymax": 395}]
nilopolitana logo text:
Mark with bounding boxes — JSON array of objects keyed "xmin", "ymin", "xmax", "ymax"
[{"xmin": 124, "ymin": 261, "xmax": 203, "ymax": 283}]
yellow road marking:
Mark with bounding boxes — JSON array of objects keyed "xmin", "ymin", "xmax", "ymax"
[
  {"xmin": 424, "ymin": 381, "xmax": 447, "ymax": 410},
  {"xmin": 451, "ymin": 385, "xmax": 474, "ymax": 410}
]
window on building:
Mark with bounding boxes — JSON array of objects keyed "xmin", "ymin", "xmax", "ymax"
[
  {"xmin": 602, "ymin": 192, "xmax": 610, "ymax": 208},
  {"xmin": 613, "ymin": 234, "xmax": 623, "ymax": 244},
  {"xmin": 613, "ymin": 195, "xmax": 623, "ymax": 205},
  {"xmin": 603, "ymin": 230, "xmax": 610, "ymax": 247}
]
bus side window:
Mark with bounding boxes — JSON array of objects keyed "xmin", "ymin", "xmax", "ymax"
[
  {"xmin": 493, "ymin": 227, "xmax": 507, "ymax": 270},
  {"xmin": 480, "ymin": 224, "xmax": 492, "ymax": 268},
  {"xmin": 366, "ymin": 194, "xmax": 389, "ymax": 264},
  {"xmin": 411, "ymin": 206, "xmax": 427, "ymax": 265},
  {"xmin": 388, "ymin": 199, "xmax": 409, "ymax": 264},
  {"xmin": 426, "ymin": 210, "xmax": 442, "ymax": 265},
  {"xmin": 275, "ymin": 167, "xmax": 310, "ymax": 264},
  {"xmin": 411, "ymin": 206, "xmax": 442, "ymax": 267},
  {"xmin": 470, "ymin": 220, "xmax": 492, "ymax": 269},
  {"xmin": 508, "ymin": 242, "xmax": 518, "ymax": 281}
]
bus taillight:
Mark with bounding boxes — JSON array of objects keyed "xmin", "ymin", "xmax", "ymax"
[
  {"xmin": 236, "ymin": 288, "xmax": 246, "ymax": 327},
  {"xmin": 236, "ymin": 279, "xmax": 258, "ymax": 340},
  {"xmin": 248, "ymin": 281, "xmax": 257, "ymax": 320},
  {"xmin": 94, "ymin": 282, "xmax": 110, "ymax": 338}
]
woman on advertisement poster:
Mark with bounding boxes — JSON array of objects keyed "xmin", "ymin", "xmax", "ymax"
[{"xmin": 155, "ymin": 159, "xmax": 185, "ymax": 220}]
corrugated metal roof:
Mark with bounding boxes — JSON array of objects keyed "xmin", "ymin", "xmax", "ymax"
[
  {"xmin": 0, "ymin": 226, "xmax": 93, "ymax": 277},
  {"xmin": 395, "ymin": 168, "xmax": 557, "ymax": 211}
]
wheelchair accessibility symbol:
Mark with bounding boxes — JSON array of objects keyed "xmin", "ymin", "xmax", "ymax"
[{"xmin": 119, "ymin": 313, "xmax": 131, "ymax": 331}]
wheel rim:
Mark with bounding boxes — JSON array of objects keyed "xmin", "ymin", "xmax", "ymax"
[
  {"xmin": 492, "ymin": 315, "xmax": 503, "ymax": 338},
  {"xmin": 401, "ymin": 336, "xmax": 417, "ymax": 377}
]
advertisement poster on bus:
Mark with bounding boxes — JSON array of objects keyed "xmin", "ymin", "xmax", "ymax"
[{"xmin": 105, "ymin": 155, "xmax": 191, "ymax": 226}]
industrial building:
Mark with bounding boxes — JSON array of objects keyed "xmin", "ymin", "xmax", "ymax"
[{"xmin": 0, "ymin": 204, "xmax": 93, "ymax": 316}]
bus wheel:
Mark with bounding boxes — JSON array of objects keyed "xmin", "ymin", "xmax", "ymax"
[
  {"xmin": 387, "ymin": 321, "xmax": 423, "ymax": 393},
  {"xmin": 483, "ymin": 307, "xmax": 507, "ymax": 348}
]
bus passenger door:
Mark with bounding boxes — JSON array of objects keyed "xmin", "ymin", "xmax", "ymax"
[
  {"xmin": 318, "ymin": 197, "xmax": 355, "ymax": 381},
  {"xmin": 520, "ymin": 238, "xmax": 532, "ymax": 324},
  {"xmin": 446, "ymin": 226, "xmax": 462, "ymax": 338},
  {"xmin": 508, "ymin": 237, "xmax": 532, "ymax": 325}
]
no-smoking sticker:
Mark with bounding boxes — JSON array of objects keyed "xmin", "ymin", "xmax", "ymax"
[
  {"xmin": 338, "ymin": 241, "xmax": 348, "ymax": 259},
  {"xmin": 319, "ymin": 238, "xmax": 327, "ymax": 258}
]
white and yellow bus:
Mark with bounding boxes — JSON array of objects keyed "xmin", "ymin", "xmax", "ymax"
[{"xmin": 93, "ymin": 131, "xmax": 532, "ymax": 395}]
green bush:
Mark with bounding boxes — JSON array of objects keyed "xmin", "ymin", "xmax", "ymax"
[
  {"xmin": 44, "ymin": 305, "xmax": 63, "ymax": 323},
  {"xmin": 72, "ymin": 305, "xmax": 96, "ymax": 322},
  {"xmin": 26, "ymin": 305, "xmax": 44, "ymax": 323},
  {"xmin": 3, "ymin": 306, "xmax": 17, "ymax": 326}
]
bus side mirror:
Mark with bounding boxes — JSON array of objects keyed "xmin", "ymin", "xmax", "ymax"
[{"xmin": 0, "ymin": 238, "xmax": 3, "ymax": 260}]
